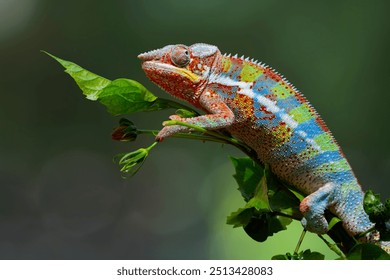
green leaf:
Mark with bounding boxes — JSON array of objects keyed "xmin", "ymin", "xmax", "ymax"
[
  {"xmin": 98, "ymin": 78, "xmax": 159, "ymax": 115},
  {"xmin": 363, "ymin": 190, "xmax": 390, "ymax": 241},
  {"xmin": 228, "ymin": 158, "xmax": 295, "ymax": 242},
  {"xmin": 226, "ymin": 168, "xmax": 293, "ymax": 232},
  {"xmin": 226, "ymin": 166, "xmax": 270, "ymax": 229},
  {"xmin": 226, "ymin": 208, "xmax": 254, "ymax": 228},
  {"xmin": 246, "ymin": 172, "xmax": 270, "ymax": 211},
  {"xmin": 230, "ymin": 157, "xmax": 264, "ymax": 202},
  {"xmin": 250, "ymin": 215, "xmax": 292, "ymax": 242},
  {"xmin": 385, "ymin": 198, "xmax": 390, "ymax": 214},
  {"xmin": 268, "ymin": 187, "xmax": 301, "ymax": 218},
  {"xmin": 326, "ymin": 219, "xmax": 358, "ymax": 254},
  {"xmin": 43, "ymin": 51, "xmax": 111, "ymax": 101},
  {"xmin": 44, "ymin": 51, "xmax": 181, "ymax": 115},
  {"xmin": 347, "ymin": 244, "xmax": 390, "ymax": 260},
  {"xmin": 271, "ymin": 254, "xmax": 290, "ymax": 260},
  {"xmin": 228, "ymin": 206, "xmax": 292, "ymax": 242},
  {"xmin": 175, "ymin": 108, "xmax": 198, "ymax": 118},
  {"xmin": 262, "ymin": 165, "xmax": 302, "ymax": 219},
  {"xmin": 285, "ymin": 185, "xmax": 305, "ymax": 202},
  {"xmin": 320, "ymin": 237, "xmax": 346, "ymax": 259},
  {"xmin": 227, "ymin": 164, "xmax": 292, "ymax": 241},
  {"xmin": 299, "ymin": 249, "xmax": 325, "ymax": 260},
  {"xmin": 272, "ymin": 250, "xmax": 324, "ymax": 260},
  {"xmin": 364, "ymin": 190, "xmax": 386, "ymax": 220},
  {"xmin": 243, "ymin": 213, "xmax": 272, "ymax": 242},
  {"xmin": 328, "ymin": 216, "xmax": 342, "ymax": 230}
]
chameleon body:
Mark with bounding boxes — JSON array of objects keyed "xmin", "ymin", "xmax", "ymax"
[{"xmin": 138, "ymin": 43, "xmax": 389, "ymax": 252}]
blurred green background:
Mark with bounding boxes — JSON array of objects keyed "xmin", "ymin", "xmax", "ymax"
[{"xmin": 1, "ymin": 0, "xmax": 389, "ymax": 259}]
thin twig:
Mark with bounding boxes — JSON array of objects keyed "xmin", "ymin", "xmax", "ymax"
[
  {"xmin": 317, "ymin": 234, "xmax": 347, "ymax": 260},
  {"xmin": 294, "ymin": 229, "xmax": 307, "ymax": 254}
]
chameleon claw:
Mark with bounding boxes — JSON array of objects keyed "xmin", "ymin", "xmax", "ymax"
[
  {"xmin": 169, "ymin": 115, "xmax": 182, "ymax": 121},
  {"xmin": 301, "ymin": 216, "xmax": 328, "ymax": 235}
]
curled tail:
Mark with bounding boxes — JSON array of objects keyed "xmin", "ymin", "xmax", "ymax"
[
  {"xmin": 360, "ymin": 231, "xmax": 390, "ymax": 254},
  {"xmin": 300, "ymin": 182, "xmax": 390, "ymax": 254},
  {"xmin": 378, "ymin": 241, "xmax": 390, "ymax": 253}
]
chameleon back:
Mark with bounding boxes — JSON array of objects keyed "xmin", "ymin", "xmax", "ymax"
[{"xmin": 207, "ymin": 54, "xmax": 359, "ymax": 195}]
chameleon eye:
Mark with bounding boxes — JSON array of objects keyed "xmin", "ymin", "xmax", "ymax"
[{"xmin": 171, "ymin": 46, "xmax": 190, "ymax": 67}]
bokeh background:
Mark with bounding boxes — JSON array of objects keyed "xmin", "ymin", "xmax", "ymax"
[{"xmin": 1, "ymin": 0, "xmax": 389, "ymax": 259}]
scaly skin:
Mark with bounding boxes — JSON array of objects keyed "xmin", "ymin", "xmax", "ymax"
[{"xmin": 138, "ymin": 43, "xmax": 390, "ymax": 252}]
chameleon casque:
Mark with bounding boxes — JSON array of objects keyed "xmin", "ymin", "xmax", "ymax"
[{"xmin": 138, "ymin": 43, "xmax": 390, "ymax": 252}]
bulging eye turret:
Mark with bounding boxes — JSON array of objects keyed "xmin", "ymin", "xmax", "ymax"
[{"xmin": 171, "ymin": 46, "xmax": 190, "ymax": 67}]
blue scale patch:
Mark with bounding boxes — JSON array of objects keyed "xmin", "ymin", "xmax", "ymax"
[
  {"xmin": 227, "ymin": 60, "xmax": 243, "ymax": 81},
  {"xmin": 211, "ymin": 83, "xmax": 238, "ymax": 100},
  {"xmin": 269, "ymin": 118, "xmax": 327, "ymax": 159},
  {"xmin": 342, "ymin": 190, "xmax": 363, "ymax": 213},
  {"xmin": 303, "ymin": 150, "xmax": 342, "ymax": 169},
  {"xmin": 253, "ymin": 75, "xmax": 278, "ymax": 95},
  {"xmin": 340, "ymin": 189, "xmax": 373, "ymax": 231},
  {"xmin": 324, "ymin": 170, "xmax": 356, "ymax": 185},
  {"xmin": 288, "ymin": 150, "xmax": 343, "ymax": 176},
  {"xmin": 276, "ymin": 95, "xmax": 302, "ymax": 113},
  {"xmin": 252, "ymin": 95, "xmax": 282, "ymax": 127},
  {"xmin": 293, "ymin": 118, "xmax": 324, "ymax": 139},
  {"xmin": 273, "ymin": 130, "xmax": 310, "ymax": 157}
]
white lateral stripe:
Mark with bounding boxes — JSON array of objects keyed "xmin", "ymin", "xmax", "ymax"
[
  {"xmin": 210, "ymin": 74, "xmax": 299, "ymax": 129},
  {"xmin": 298, "ymin": 131, "xmax": 307, "ymax": 137},
  {"xmin": 305, "ymin": 138, "xmax": 321, "ymax": 150},
  {"xmin": 209, "ymin": 73, "xmax": 324, "ymax": 151},
  {"xmin": 279, "ymin": 113, "xmax": 298, "ymax": 129}
]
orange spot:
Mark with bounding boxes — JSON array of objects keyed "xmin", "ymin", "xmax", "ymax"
[
  {"xmin": 315, "ymin": 116, "xmax": 330, "ymax": 133},
  {"xmin": 264, "ymin": 67, "xmax": 282, "ymax": 82}
]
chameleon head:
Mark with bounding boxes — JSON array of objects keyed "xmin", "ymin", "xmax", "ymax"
[{"xmin": 138, "ymin": 43, "xmax": 220, "ymax": 106}]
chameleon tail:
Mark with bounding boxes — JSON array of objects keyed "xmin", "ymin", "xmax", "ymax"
[
  {"xmin": 300, "ymin": 182, "xmax": 390, "ymax": 254},
  {"xmin": 379, "ymin": 241, "xmax": 390, "ymax": 254},
  {"xmin": 360, "ymin": 231, "xmax": 390, "ymax": 254}
]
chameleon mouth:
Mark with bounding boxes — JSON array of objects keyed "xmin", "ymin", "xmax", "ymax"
[{"xmin": 141, "ymin": 61, "xmax": 200, "ymax": 83}]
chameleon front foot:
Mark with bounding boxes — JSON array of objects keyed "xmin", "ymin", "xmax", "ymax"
[
  {"xmin": 301, "ymin": 216, "xmax": 329, "ymax": 235},
  {"xmin": 155, "ymin": 115, "xmax": 191, "ymax": 141},
  {"xmin": 299, "ymin": 182, "xmax": 336, "ymax": 234},
  {"xmin": 155, "ymin": 125, "xmax": 186, "ymax": 141}
]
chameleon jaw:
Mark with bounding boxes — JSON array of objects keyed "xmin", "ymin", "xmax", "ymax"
[{"xmin": 141, "ymin": 61, "xmax": 201, "ymax": 83}]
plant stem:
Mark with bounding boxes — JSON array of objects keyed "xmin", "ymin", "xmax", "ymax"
[
  {"xmin": 137, "ymin": 129, "xmax": 229, "ymax": 143},
  {"xmin": 274, "ymin": 211, "xmax": 301, "ymax": 221},
  {"xmin": 317, "ymin": 234, "xmax": 347, "ymax": 259},
  {"xmin": 163, "ymin": 120, "xmax": 251, "ymax": 150},
  {"xmin": 146, "ymin": 141, "xmax": 158, "ymax": 151},
  {"xmin": 294, "ymin": 229, "xmax": 307, "ymax": 254}
]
